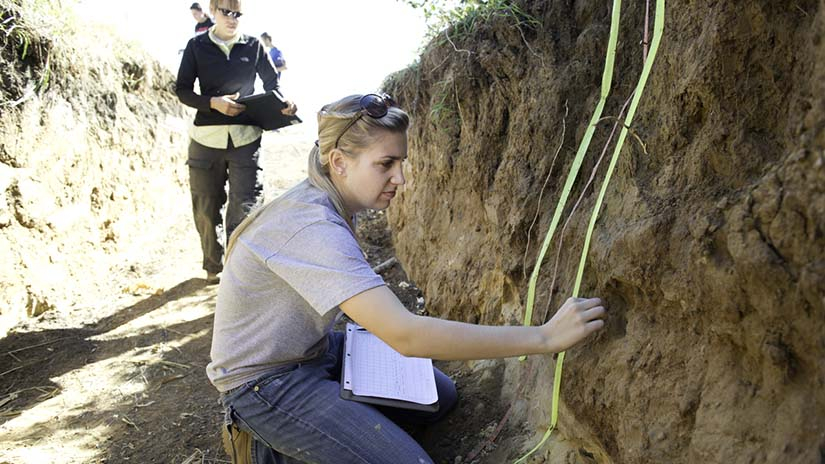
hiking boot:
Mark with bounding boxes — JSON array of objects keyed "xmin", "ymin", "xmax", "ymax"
[
  {"xmin": 206, "ymin": 271, "xmax": 220, "ymax": 285},
  {"xmin": 222, "ymin": 424, "xmax": 253, "ymax": 464}
]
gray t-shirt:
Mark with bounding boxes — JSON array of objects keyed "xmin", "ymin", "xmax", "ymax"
[{"xmin": 206, "ymin": 180, "xmax": 385, "ymax": 392}]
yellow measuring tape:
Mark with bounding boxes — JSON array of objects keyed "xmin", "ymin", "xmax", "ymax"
[
  {"xmin": 515, "ymin": 1, "xmax": 665, "ymax": 462},
  {"xmin": 518, "ymin": 0, "xmax": 623, "ymax": 343}
]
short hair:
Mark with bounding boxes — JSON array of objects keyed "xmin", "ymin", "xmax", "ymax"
[
  {"xmin": 260, "ymin": 32, "xmax": 271, "ymax": 40},
  {"xmin": 189, "ymin": 2, "xmax": 202, "ymax": 10},
  {"xmin": 209, "ymin": 0, "xmax": 241, "ymax": 11}
]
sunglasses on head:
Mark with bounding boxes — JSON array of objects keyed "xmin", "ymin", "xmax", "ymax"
[
  {"xmin": 334, "ymin": 93, "xmax": 396, "ymax": 149},
  {"xmin": 218, "ymin": 7, "xmax": 243, "ymax": 19}
]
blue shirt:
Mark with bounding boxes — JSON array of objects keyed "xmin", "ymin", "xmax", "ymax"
[{"xmin": 268, "ymin": 47, "xmax": 286, "ymax": 69}]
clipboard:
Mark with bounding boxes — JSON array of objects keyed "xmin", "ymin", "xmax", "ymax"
[
  {"xmin": 236, "ymin": 90, "xmax": 302, "ymax": 131},
  {"xmin": 340, "ymin": 323, "xmax": 440, "ymax": 413}
]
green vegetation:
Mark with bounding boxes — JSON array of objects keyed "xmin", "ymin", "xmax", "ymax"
[
  {"xmin": 400, "ymin": 0, "xmax": 541, "ymax": 44},
  {"xmin": 429, "ymin": 81, "xmax": 456, "ymax": 127},
  {"xmin": 0, "ymin": 0, "xmax": 63, "ymax": 103},
  {"xmin": 1, "ymin": 4, "xmax": 31, "ymax": 60}
]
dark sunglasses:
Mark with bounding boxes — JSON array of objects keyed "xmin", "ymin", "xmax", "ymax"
[
  {"xmin": 334, "ymin": 93, "xmax": 396, "ymax": 149},
  {"xmin": 218, "ymin": 7, "xmax": 243, "ymax": 19}
]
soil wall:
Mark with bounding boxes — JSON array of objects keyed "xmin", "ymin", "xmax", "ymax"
[
  {"xmin": 0, "ymin": 0, "xmax": 190, "ymax": 333},
  {"xmin": 387, "ymin": 1, "xmax": 825, "ymax": 462}
]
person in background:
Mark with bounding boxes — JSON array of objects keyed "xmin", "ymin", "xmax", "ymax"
[
  {"xmin": 190, "ymin": 2, "xmax": 214, "ymax": 35},
  {"xmin": 210, "ymin": 93, "xmax": 607, "ymax": 463},
  {"xmin": 260, "ymin": 32, "xmax": 287, "ymax": 78},
  {"xmin": 175, "ymin": 0, "xmax": 297, "ymax": 284}
]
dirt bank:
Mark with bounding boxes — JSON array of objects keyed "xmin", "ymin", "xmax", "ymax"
[
  {"xmin": 387, "ymin": 0, "xmax": 825, "ymax": 462},
  {"xmin": 0, "ymin": 0, "xmax": 192, "ymax": 335}
]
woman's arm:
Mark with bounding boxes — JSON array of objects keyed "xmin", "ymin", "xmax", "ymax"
[
  {"xmin": 340, "ymin": 286, "xmax": 605, "ymax": 360},
  {"xmin": 175, "ymin": 40, "xmax": 245, "ymax": 116},
  {"xmin": 174, "ymin": 40, "xmax": 212, "ymax": 112},
  {"xmin": 256, "ymin": 41, "xmax": 280, "ymax": 93}
]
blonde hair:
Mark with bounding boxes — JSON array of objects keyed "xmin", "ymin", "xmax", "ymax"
[
  {"xmin": 225, "ymin": 94, "xmax": 409, "ymax": 259},
  {"xmin": 210, "ymin": 0, "xmax": 241, "ymax": 12}
]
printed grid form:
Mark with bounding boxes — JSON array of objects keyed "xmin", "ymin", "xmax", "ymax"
[{"xmin": 345, "ymin": 325, "xmax": 437, "ymax": 405}]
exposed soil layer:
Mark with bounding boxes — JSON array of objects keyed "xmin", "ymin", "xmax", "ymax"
[
  {"xmin": 0, "ymin": 0, "xmax": 191, "ymax": 334},
  {"xmin": 386, "ymin": 0, "xmax": 825, "ymax": 462}
]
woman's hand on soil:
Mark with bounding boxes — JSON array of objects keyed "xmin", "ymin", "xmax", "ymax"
[
  {"xmin": 540, "ymin": 297, "xmax": 606, "ymax": 353},
  {"xmin": 281, "ymin": 100, "xmax": 297, "ymax": 115},
  {"xmin": 210, "ymin": 93, "xmax": 245, "ymax": 116}
]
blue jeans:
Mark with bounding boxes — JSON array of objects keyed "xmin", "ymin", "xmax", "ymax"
[{"xmin": 221, "ymin": 332, "xmax": 458, "ymax": 464}]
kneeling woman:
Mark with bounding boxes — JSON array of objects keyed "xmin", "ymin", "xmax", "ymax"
[{"xmin": 208, "ymin": 94, "xmax": 606, "ymax": 464}]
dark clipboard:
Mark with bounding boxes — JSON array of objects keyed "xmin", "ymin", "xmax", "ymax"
[
  {"xmin": 340, "ymin": 324, "xmax": 440, "ymax": 413},
  {"xmin": 236, "ymin": 90, "xmax": 302, "ymax": 131}
]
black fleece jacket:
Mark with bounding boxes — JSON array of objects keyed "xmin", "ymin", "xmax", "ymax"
[{"xmin": 175, "ymin": 32, "xmax": 279, "ymax": 127}]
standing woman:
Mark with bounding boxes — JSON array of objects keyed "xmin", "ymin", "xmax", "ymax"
[
  {"xmin": 209, "ymin": 94, "xmax": 607, "ymax": 464},
  {"xmin": 175, "ymin": 0, "xmax": 297, "ymax": 284}
]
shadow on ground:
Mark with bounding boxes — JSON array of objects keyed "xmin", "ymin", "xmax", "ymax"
[{"xmin": 0, "ymin": 278, "xmax": 229, "ymax": 463}]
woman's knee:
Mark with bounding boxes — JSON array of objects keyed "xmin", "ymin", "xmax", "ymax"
[{"xmin": 422, "ymin": 369, "xmax": 457, "ymax": 423}]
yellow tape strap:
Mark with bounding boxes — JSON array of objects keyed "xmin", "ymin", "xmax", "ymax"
[
  {"xmin": 514, "ymin": 1, "xmax": 665, "ymax": 462},
  {"xmin": 574, "ymin": 0, "xmax": 665, "ymax": 295},
  {"xmin": 519, "ymin": 0, "xmax": 623, "ymax": 356}
]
